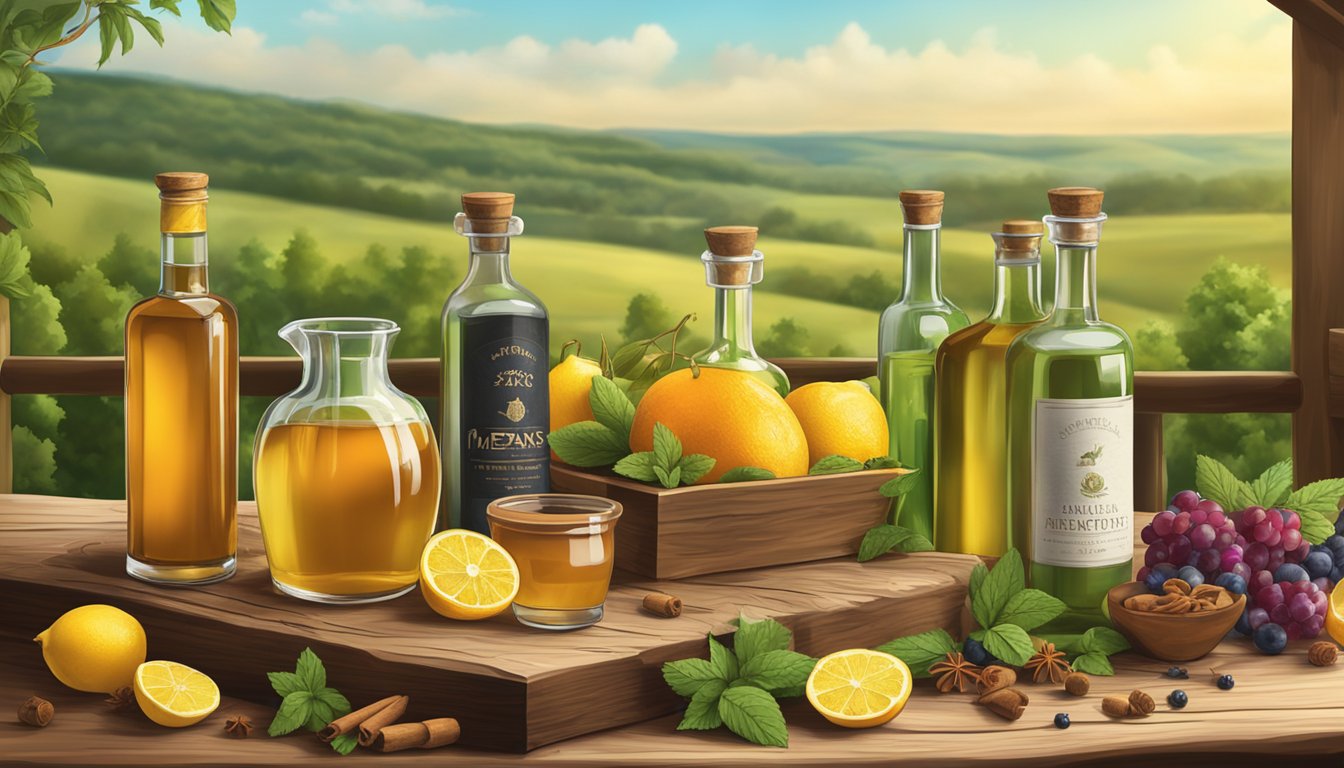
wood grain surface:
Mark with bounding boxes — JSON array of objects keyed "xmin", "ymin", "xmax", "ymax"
[{"xmin": 0, "ymin": 495, "xmax": 975, "ymax": 752}]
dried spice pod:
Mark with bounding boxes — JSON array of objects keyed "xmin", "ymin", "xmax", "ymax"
[
  {"xmin": 224, "ymin": 714, "xmax": 253, "ymax": 738},
  {"xmin": 1308, "ymin": 641, "xmax": 1339, "ymax": 667},
  {"xmin": 1063, "ymin": 672, "xmax": 1091, "ymax": 696},
  {"xmin": 18, "ymin": 696, "xmax": 54, "ymax": 727},
  {"xmin": 1024, "ymin": 643, "xmax": 1071, "ymax": 684},
  {"xmin": 977, "ymin": 665, "xmax": 1017, "ymax": 694},
  {"xmin": 1128, "ymin": 689, "xmax": 1156, "ymax": 716},
  {"xmin": 929, "ymin": 652, "xmax": 982, "ymax": 694},
  {"xmin": 1101, "ymin": 695, "xmax": 1131, "ymax": 718},
  {"xmin": 104, "ymin": 686, "xmax": 135, "ymax": 711}
]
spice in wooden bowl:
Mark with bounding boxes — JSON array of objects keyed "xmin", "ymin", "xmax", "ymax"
[{"xmin": 1107, "ymin": 581, "xmax": 1245, "ymax": 662}]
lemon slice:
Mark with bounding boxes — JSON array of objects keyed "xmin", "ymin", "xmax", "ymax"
[
  {"xmin": 133, "ymin": 660, "xmax": 220, "ymax": 727},
  {"xmin": 420, "ymin": 529, "xmax": 520, "ymax": 620},
  {"xmin": 1327, "ymin": 580, "xmax": 1344, "ymax": 646},
  {"xmin": 806, "ymin": 649, "xmax": 911, "ymax": 728}
]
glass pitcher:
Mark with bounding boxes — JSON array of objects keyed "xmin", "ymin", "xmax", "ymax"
[{"xmin": 254, "ymin": 318, "xmax": 441, "ymax": 604}]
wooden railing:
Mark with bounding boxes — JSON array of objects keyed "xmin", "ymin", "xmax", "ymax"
[{"xmin": 0, "ymin": 353, "xmax": 1304, "ymax": 510}]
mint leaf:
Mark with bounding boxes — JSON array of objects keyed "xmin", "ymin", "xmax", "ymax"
[
  {"xmin": 875, "ymin": 628, "xmax": 957, "ymax": 678},
  {"xmin": 718, "ymin": 686, "xmax": 788, "ymax": 748},
  {"xmin": 971, "ymin": 548, "xmax": 1024, "ymax": 629},
  {"xmin": 969, "ymin": 562, "xmax": 989, "ymax": 597},
  {"xmin": 329, "ymin": 731, "xmax": 358, "ymax": 755},
  {"xmin": 678, "ymin": 454, "xmax": 716, "ymax": 485},
  {"xmin": 663, "ymin": 658, "xmax": 723, "ymax": 698},
  {"xmin": 613, "ymin": 452, "xmax": 658, "ymax": 482},
  {"xmin": 863, "ymin": 456, "xmax": 902, "ymax": 470},
  {"xmin": 997, "ymin": 588, "xmax": 1066, "ymax": 632},
  {"xmin": 857, "ymin": 524, "xmax": 932, "ymax": 562},
  {"xmin": 733, "ymin": 615, "xmax": 791, "ymax": 666},
  {"xmin": 808, "ymin": 455, "xmax": 864, "ymax": 475},
  {"xmin": 1286, "ymin": 477, "xmax": 1344, "ymax": 519},
  {"xmin": 294, "ymin": 648, "xmax": 325, "ymax": 691},
  {"xmin": 1248, "ymin": 458, "xmax": 1293, "ymax": 508},
  {"xmin": 720, "ymin": 466, "xmax": 776, "ymax": 483},
  {"xmin": 267, "ymin": 671, "xmax": 303, "ymax": 698},
  {"xmin": 737, "ymin": 650, "xmax": 815, "ymax": 693},
  {"xmin": 548, "ymin": 421, "xmax": 629, "ymax": 467},
  {"xmin": 1195, "ymin": 455, "xmax": 1254, "ymax": 513},
  {"xmin": 879, "ymin": 469, "xmax": 922, "ymax": 498},
  {"xmin": 708, "ymin": 634, "xmax": 739, "ymax": 682},
  {"xmin": 1077, "ymin": 626, "xmax": 1130, "ymax": 656},
  {"xmin": 653, "ymin": 464, "xmax": 681, "ymax": 488},
  {"xmin": 313, "ymin": 687, "xmax": 350, "ymax": 714},
  {"xmin": 268, "ymin": 691, "xmax": 312, "ymax": 737},
  {"xmin": 304, "ymin": 696, "xmax": 335, "ymax": 732},
  {"xmin": 1072, "ymin": 652, "xmax": 1114, "ymax": 676},
  {"xmin": 1299, "ymin": 509, "xmax": 1335, "ymax": 545},
  {"xmin": 652, "ymin": 423, "xmax": 683, "ymax": 474},
  {"xmin": 982, "ymin": 623, "xmax": 1034, "ymax": 667},
  {"xmin": 588, "ymin": 375, "xmax": 635, "ymax": 442},
  {"xmin": 677, "ymin": 680, "xmax": 726, "ymax": 730}
]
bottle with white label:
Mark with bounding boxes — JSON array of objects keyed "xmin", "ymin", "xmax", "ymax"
[{"xmin": 1006, "ymin": 187, "xmax": 1134, "ymax": 632}]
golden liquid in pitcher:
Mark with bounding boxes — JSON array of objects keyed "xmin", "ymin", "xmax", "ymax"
[
  {"xmin": 255, "ymin": 421, "xmax": 440, "ymax": 596},
  {"xmin": 492, "ymin": 520, "xmax": 615, "ymax": 610},
  {"xmin": 125, "ymin": 290, "xmax": 238, "ymax": 569}
]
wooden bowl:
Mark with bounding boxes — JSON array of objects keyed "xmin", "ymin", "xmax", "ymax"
[{"xmin": 1106, "ymin": 581, "xmax": 1246, "ymax": 662}]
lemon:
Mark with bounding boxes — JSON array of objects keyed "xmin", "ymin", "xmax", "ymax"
[
  {"xmin": 34, "ymin": 604, "xmax": 147, "ymax": 693},
  {"xmin": 420, "ymin": 529, "xmax": 520, "ymax": 620},
  {"xmin": 134, "ymin": 660, "xmax": 220, "ymax": 727},
  {"xmin": 1327, "ymin": 580, "xmax": 1344, "ymax": 646},
  {"xmin": 550, "ymin": 354, "xmax": 603, "ymax": 433},
  {"xmin": 785, "ymin": 381, "xmax": 889, "ymax": 465},
  {"xmin": 806, "ymin": 648, "xmax": 911, "ymax": 728}
]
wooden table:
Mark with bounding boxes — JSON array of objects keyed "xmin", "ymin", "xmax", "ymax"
[{"xmin": 3, "ymin": 498, "xmax": 1344, "ymax": 766}]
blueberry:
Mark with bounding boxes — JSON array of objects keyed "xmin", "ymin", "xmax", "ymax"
[
  {"xmin": 1214, "ymin": 572, "xmax": 1247, "ymax": 596},
  {"xmin": 1167, "ymin": 690, "xmax": 1188, "ymax": 709},
  {"xmin": 1234, "ymin": 606, "xmax": 1253, "ymax": 636},
  {"xmin": 1164, "ymin": 666, "xmax": 1189, "ymax": 679},
  {"xmin": 1144, "ymin": 569, "xmax": 1169, "ymax": 594},
  {"xmin": 1217, "ymin": 674, "xmax": 1235, "ymax": 690},
  {"xmin": 1336, "ymin": 515, "xmax": 1344, "ymax": 535},
  {"xmin": 963, "ymin": 637, "xmax": 1000, "ymax": 667},
  {"xmin": 1274, "ymin": 563, "xmax": 1309, "ymax": 584},
  {"xmin": 1176, "ymin": 566, "xmax": 1205, "ymax": 588},
  {"xmin": 1053, "ymin": 712, "xmax": 1070, "ymax": 729},
  {"xmin": 1326, "ymin": 535, "xmax": 1344, "ymax": 564},
  {"xmin": 1253, "ymin": 623, "xmax": 1288, "ymax": 655},
  {"xmin": 1333, "ymin": 565, "xmax": 1344, "ymax": 585},
  {"xmin": 1306, "ymin": 551, "xmax": 1335, "ymax": 580},
  {"xmin": 1152, "ymin": 563, "xmax": 1178, "ymax": 581}
]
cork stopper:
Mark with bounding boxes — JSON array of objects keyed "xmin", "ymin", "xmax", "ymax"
[
  {"xmin": 155, "ymin": 172, "xmax": 208, "ymax": 233},
  {"xmin": 461, "ymin": 191, "xmax": 515, "ymax": 251},
  {"xmin": 155, "ymin": 172, "xmax": 208, "ymax": 195},
  {"xmin": 1046, "ymin": 187, "xmax": 1105, "ymax": 244},
  {"xmin": 702, "ymin": 226, "xmax": 762, "ymax": 288},
  {"xmin": 899, "ymin": 190, "xmax": 944, "ymax": 226},
  {"xmin": 996, "ymin": 219, "xmax": 1044, "ymax": 255}
]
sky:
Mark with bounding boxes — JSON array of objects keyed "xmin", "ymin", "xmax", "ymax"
[{"xmin": 49, "ymin": 0, "xmax": 1292, "ymax": 135}]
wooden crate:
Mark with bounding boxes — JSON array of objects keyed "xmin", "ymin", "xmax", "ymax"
[{"xmin": 550, "ymin": 465, "xmax": 905, "ymax": 579}]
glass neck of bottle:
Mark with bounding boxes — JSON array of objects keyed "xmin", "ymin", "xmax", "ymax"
[
  {"xmin": 1052, "ymin": 245, "xmax": 1100, "ymax": 323},
  {"xmin": 988, "ymin": 258, "xmax": 1045, "ymax": 324},
  {"xmin": 464, "ymin": 238, "xmax": 513, "ymax": 285},
  {"xmin": 293, "ymin": 331, "xmax": 395, "ymax": 401},
  {"xmin": 900, "ymin": 226, "xmax": 943, "ymax": 302},
  {"xmin": 712, "ymin": 285, "xmax": 756, "ymax": 355},
  {"xmin": 159, "ymin": 231, "xmax": 209, "ymax": 296}
]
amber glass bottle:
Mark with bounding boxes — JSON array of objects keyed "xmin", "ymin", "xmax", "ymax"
[{"xmin": 125, "ymin": 172, "xmax": 239, "ymax": 584}]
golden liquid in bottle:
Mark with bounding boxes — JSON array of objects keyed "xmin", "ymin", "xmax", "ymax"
[
  {"xmin": 254, "ymin": 421, "xmax": 440, "ymax": 597},
  {"xmin": 491, "ymin": 521, "xmax": 615, "ymax": 610},
  {"xmin": 125, "ymin": 268, "xmax": 238, "ymax": 573}
]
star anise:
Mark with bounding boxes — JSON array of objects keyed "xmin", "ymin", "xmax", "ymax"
[
  {"xmin": 1024, "ymin": 642, "xmax": 1071, "ymax": 684},
  {"xmin": 224, "ymin": 714, "xmax": 253, "ymax": 738},
  {"xmin": 929, "ymin": 651, "xmax": 983, "ymax": 693},
  {"xmin": 104, "ymin": 686, "xmax": 135, "ymax": 711}
]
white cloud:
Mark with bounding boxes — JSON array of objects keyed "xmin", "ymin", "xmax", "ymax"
[
  {"xmin": 299, "ymin": 9, "xmax": 338, "ymax": 26},
  {"xmin": 324, "ymin": 0, "xmax": 465, "ymax": 20},
  {"xmin": 52, "ymin": 15, "xmax": 1291, "ymax": 135}
]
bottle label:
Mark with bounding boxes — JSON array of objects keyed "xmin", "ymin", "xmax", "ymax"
[
  {"xmin": 1032, "ymin": 396, "xmax": 1133, "ymax": 568},
  {"xmin": 460, "ymin": 315, "xmax": 550, "ymax": 531}
]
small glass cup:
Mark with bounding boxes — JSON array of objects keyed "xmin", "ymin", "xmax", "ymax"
[{"xmin": 486, "ymin": 494, "xmax": 622, "ymax": 630}]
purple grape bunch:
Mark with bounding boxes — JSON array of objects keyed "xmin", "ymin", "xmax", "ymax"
[{"xmin": 1138, "ymin": 490, "xmax": 1245, "ymax": 585}]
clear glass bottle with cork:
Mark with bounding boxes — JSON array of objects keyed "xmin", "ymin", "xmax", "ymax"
[
  {"xmin": 934, "ymin": 220, "xmax": 1048, "ymax": 557},
  {"xmin": 691, "ymin": 226, "xmax": 789, "ymax": 397},
  {"xmin": 125, "ymin": 171, "xmax": 239, "ymax": 584},
  {"xmin": 440, "ymin": 192, "xmax": 550, "ymax": 535},
  {"xmin": 878, "ymin": 190, "xmax": 970, "ymax": 541},
  {"xmin": 1006, "ymin": 187, "xmax": 1134, "ymax": 631}
]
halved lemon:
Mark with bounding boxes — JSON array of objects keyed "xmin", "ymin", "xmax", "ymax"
[
  {"xmin": 420, "ymin": 529, "xmax": 520, "ymax": 620},
  {"xmin": 133, "ymin": 660, "xmax": 219, "ymax": 727},
  {"xmin": 806, "ymin": 649, "xmax": 911, "ymax": 729},
  {"xmin": 1327, "ymin": 580, "xmax": 1344, "ymax": 647}
]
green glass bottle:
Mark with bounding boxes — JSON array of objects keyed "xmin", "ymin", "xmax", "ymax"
[
  {"xmin": 878, "ymin": 191, "xmax": 970, "ymax": 540},
  {"xmin": 691, "ymin": 226, "xmax": 789, "ymax": 397},
  {"xmin": 1006, "ymin": 188, "xmax": 1134, "ymax": 632},
  {"xmin": 440, "ymin": 192, "xmax": 550, "ymax": 535},
  {"xmin": 934, "ymin": 220, "xmax": 1047, "ymax": 557}
]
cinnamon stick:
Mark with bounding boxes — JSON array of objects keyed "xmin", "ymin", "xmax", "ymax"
[
  {"xmin": 370, "ymin": 718, "xmax": 461, "ymax": 752},
  {"xmin": 318, "ymin": 695, "xmax": 406, "ymax": 743},
  {"xmin": 977, "ymin": 687, "xmax": 1029, "ymax": 720},
  {"xmin": 642, "ymin": 592, "xmax": 682, "ymax": 618},
  {"xmin": 356, "ymin": 695, "xmax": 410, "ymax": 747}
]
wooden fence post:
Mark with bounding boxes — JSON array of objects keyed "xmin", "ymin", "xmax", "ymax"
[
  {"xmin": 0, "ymin": 294, "xmax": 12, "ymax": 494},
  {"xmin": 1135, "ymin": 413, "xmax": 1165, "ymax": 512}
]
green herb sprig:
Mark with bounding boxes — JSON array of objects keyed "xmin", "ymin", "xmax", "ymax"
[
  {"xmin": 1196, "ymin": 455, "xmax": 1344, "ymax": 544},
  {"xmin": 857, "ymin": 469, "xmax": 933, "ymax": 561},
  {"xmin": 267, "ymin": 648, "xmax": 356, "ymax": 755}
]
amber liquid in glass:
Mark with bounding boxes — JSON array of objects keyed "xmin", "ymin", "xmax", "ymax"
[
  {"xmin": 492, "ymin": 522, "xmax": 615, "ymax": 611},
  {"xmin": 254, "ymin": 421, "xmax": 440, "ymax": 596}
]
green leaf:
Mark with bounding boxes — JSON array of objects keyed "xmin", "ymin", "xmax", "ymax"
[
  {"xmin": 732, "ymin": 615, "xmax": 791, "ymax": 667},
  {"xmin": 708, "ymin": 634, "xmax": 738, "ymax": 682},
  {"xmin": 857, "ymin": 524, "xmax": 932, "ymax": 562},
  {"xmin": 878, "ymin": 469, "xmax": 922, "ymax": 498},
  {"xmin": 588, "ymin": 374, "xmax": 635, "ymax": 442},
  {"xmin": 268, "ymin": 691, "xmax": 312, "ymax": 737},
  {"xmin": 1286, "ymin": 477, "xmax": 1344, "ymax": 519},
  {"xmin": 736, "ymin": 650, "xmax": 815, "ymax": 693},
  {"xmin": 808, "ymin": 454, "xmax": 864, "ymax": 475},
  {"xmin": 1195, "ymin": 454, "xmax": 1254, "ymax": 513},
  {"xmin": 124, "ymin": 6, "xmax": 164, "ymax": 46},
  {"xmin": 1071, "ymin": 652, "xmax": 1114, "ymax": 676},
  {"xmin": 329, "ymin": 731, "xmax": 358, "ymax": 756},
  {"xmin": 0, "ymin": 232, "xmax": 33, "ymax": 299},
  {"xmin": 266, "ymin": 670, "xmax": 303, "ymax": 698},
  {"xmin": 1077, "ymin": 626, "xmax": 1130, "ymax": 656},
  {"xmin": 313, "ymin": 687, "xmax": 350, "ymax": 714},
  {"xmin": 612, "ymin": 451, "xmax": 658, "ymax": 483},
  {"xmin": 1299, "ymin": 509, "xmax": 1335, "ymax": 546},
  {"xmin": 548, "ymin": 421, "xmax": 629, "ymax": 467},
  {"xmin": 717, "ymin": 686, "xmax": 788, "ymax": 748},
  {"xmin": 609, "ymin": 340, "xmax": 650, "ymax": 378},
  {"xmin": 875, "ymin": 628, "xmax": 957, "ymax": 678},
  {"xmin": 863, "ymin": 456, "xmax": 902, "ymax": 470},
  {"xmin": 970, "ymin": 548, "xmax": 1024, "ymax": 629},
  {"xmin": 151, "ymin": 0, "xmax": 183, "ymax": 14},
  {"xmin": 662, "ymin": 658, "xmax": 723, "ymax": 698},
  {"xmin": 997, "ymin": 589, "xmax": 1066, "ymax": 632},
  {"xmin": 304, "ymin": 696, "xmax": 335, "ymax": 732},
  {"xmin": 96, "ymin": 12, "xmax": 118, "ymax": 67},
  {"xmin": 720, "ymin": 466, "xmax": 776, "ymax": 483},
  {"xmin": 652, "ymin": 422, "xmax": 682, "ymax": 474},
  {"xmin": 294, "ymin": 648, "xmax": 325, "ymax": 691},
  {"xmin": 1247, "ymin": 458, "xmax": 1293, "ymax": 508},
  {"xmin": 677, "ymin": 680, "xmax": 726, "ymax": 730},
  {"xmin": 678, "ymin": 454, "xmax": 715, "ymax": 485},
  {"xmin": 652, "ymin": 463, "xmax": 680, "ymax": 488},
  {"xmin": 196, "ymin": 0, "xmax": 235, "ymax": 33},
  {"xmin": 969, "ymin": 562, "xmax": 989, "ymax": 597},
  {"xmin": 981, "ymin": 623, "xmax": 1034, "ymax": 667}
]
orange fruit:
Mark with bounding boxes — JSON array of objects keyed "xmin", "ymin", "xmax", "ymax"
[
  {"xmin": 630, "ymin": 367, "xmax": 808, "ymax": 483},
  {"xmin": 785, "ymin": 381, "xmax": 888, "ymax": 465},
  {"xmin": 549, "ymin": 354, "xmax": 603, "ymax": 460}
]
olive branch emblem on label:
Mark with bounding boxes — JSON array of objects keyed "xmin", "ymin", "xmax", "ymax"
[{"xmin": 1080, "ymin": 471, "xmax": 1108, "ymax": 498}]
